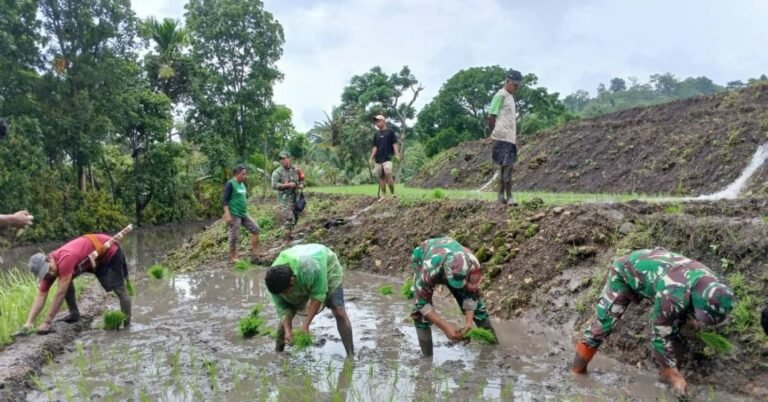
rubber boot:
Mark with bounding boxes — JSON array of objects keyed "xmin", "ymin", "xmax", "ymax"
[
  {"xmin": 416, "ymin": 327, "xmax": 433, "ymax": 356},
  {"xmin": 572, "ymin": 340, "xmax": 598, "ymax": 374}
]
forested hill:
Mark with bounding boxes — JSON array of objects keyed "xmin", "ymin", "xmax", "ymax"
[{"xmin": 410, "ymin": 83, "xmax": 768, "ymax": 196}]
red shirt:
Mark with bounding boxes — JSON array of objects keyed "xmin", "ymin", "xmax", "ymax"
[{"xmin": 39, "ymin": 234, "xmax": 118, "ymax": 292}]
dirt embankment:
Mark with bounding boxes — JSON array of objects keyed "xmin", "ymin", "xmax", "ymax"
[
  {"xmin": 410, "ymin": 84, "xmax": 768, "ymax": 196},
  {"xmin": 0, "ymin": 283, "xmax": 112, "ymax": 401},
  {"xmin": 162, "ymin": 193, "xmax": 768, "ymax": 397}
]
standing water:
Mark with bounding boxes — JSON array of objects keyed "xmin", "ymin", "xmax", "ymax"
[
  {"xmin": 25, "ymin": 268, "xmax": 745, "ymax": 401},
  {"xmin": 696, "ymin": 143, "xmax": 768, "ymax": 200}
]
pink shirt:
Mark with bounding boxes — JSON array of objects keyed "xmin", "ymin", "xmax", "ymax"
[{"xmin": 39, "ymin": 234, "xmax": 118, "ymax": 292}]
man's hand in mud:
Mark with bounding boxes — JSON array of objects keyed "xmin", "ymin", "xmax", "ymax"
[{"xmin": 444, "ymin": 326, "xmax": 464, "ymax": 342}]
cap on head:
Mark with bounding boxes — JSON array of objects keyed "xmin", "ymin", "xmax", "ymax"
[
  {"xmin": 691, "ymin": 281, "xmax": 734, "ymax": 325},
  {"xmin": 28, "ymin": 252, "xmax": 49, "ymax": 282},
  {"xmin": 374, "ymin": 115, "xmax": 386, "ymax": 122},
  {"xmin": 506, "ymin": 69, "xmax": 523, "ymax": 85},
  {"xmin": 278, "ymin": 151, "xmax": 290, "ymax": 160}
]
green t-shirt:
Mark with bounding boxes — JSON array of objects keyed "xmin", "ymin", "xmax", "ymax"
[
  {"xmin": 270, "ymin": 244, "xmax": 344, "ymax": 319},
  {"xmin": 227, "ymin": 178, "xmax": 248, "ymax": 217}
]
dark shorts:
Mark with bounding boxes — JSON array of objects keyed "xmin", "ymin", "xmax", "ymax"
[
  {"xmin": 324, "ymin": 286, "xmax": 345, "ymax": 309},
  {"xmin": 492, "ymin": 140, "xmax": 517, "ymax": 166},
  {"xmin": 96, "ymin": 248, "xmax": 128, "ymax": 292}
]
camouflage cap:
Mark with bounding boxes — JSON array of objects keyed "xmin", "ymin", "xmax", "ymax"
[
  {"xmin": 691, "ymin": 279, "xmax": 734, "ymax": 325},
  {"xmin": 278, "ymin": 151, "xmax": 290, "ymax": 159}
]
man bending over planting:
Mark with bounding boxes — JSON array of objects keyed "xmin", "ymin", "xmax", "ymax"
[
  {"xmin": 408, "ymin": 235, "xmax": 497, "ymax": 356},
  {"xmin": 572, "ymin": 248, "xmax": 733, "ymax": 399},
  {"xmin": 20, "ymin": 233, "xmax": 132, "ymax": 334},
  {"xmin": 265, "ymin": 244, "xmax": 354, "ymax": 357}
]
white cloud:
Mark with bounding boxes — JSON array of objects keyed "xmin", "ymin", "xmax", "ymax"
[{"xmin": 131, "ymin": 0, "xmax": 768, "ymax": 131}]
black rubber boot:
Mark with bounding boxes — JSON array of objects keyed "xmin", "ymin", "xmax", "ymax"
[{"xmin": 416, "ymin": 327, "xmax": 433, "ymax": 356}]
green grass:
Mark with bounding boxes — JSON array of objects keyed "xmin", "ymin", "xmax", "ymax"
[
  {"xmin": 401, "ymin": 277, "xmax": 415, "ymax": 299},
  {"xmin": 103, "ymin": 310, "xmax": 128, "ymax": 331},
  {"xmin": 148, "ymin": 264, "xmax": 168, "ymax": 279},
  {"xmin": 464, "ymin": 327, "xmax": 497, "ymax": 344},
  {"xmin": 379, "ymin": 285, "xmax": 393, "ymax": 295},
  {"xmin": 698, "ymin": 331, "xmax": 733, "ymax": 355},
  {"xmin": 249, "ymin": 304, "xmax": 263, "ymax": 317},
  {"xmin": 307, "ymin": 185, "xmax": 658, "ymax": 205},
  {"xmin": 234, "ymin": 259, "xmax": 253, "ymax": 272},
  {"xmin": 239, "ymin": 316, "xmax": 265, "ymax": 338},
  {"xmin": 0, "ymin": 269, "xmax": 85, "ymax": 346},
  {"xmin": 293, "ymin": 329, "xmax": 313, "ymax": 350}
]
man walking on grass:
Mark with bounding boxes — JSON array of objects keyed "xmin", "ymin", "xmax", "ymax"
[
  {"xmin": 223, "ymin": 165, "xmax": 262, "ymax": 263},
  {"xmin": 486, "ymin": 69, "xmax": 523, "ymax": 206},
  {"xmin": 369, "ymin": 114, "xmax": 400, "ymax": 201}
]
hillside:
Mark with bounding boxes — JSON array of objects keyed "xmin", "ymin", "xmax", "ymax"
[{"xmin": 410, "ymin": 84, "xmax": 768, "ymax": 196}]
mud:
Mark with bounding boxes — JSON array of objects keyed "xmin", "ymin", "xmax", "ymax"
[
  {"xmin": 0, "ymin": 222, "xmax": 209, "ymax": 400},
  {"xmin": 23, "ymin": 268, "xmax": 746, "ymax": 401},
  {"xmin": 410, "ymin": 84, "xmax": 768, "ymax": 196}
]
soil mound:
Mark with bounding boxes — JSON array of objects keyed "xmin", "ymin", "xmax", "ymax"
[{"xmin": 410, "ymin": 84, "xmax": 768, "ymax": 196}]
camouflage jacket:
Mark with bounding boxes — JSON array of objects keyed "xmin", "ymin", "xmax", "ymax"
[
  {"xmin": 271, "ymin": 166, "xmax": 304, "ymax": 205},
  {"xmin": 410, "ymin": 236, "xmax": 482, "ymax": 316},
  {"xmin": 613, "ymin": 248, "xmax": 733, "ymax": 367}
]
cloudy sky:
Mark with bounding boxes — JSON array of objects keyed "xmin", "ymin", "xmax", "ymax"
[{"xmin": 131, "ymin": 0, "xmax": 768, "ymax": 131}]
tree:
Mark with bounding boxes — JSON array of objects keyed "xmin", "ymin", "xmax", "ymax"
[
  {"xmin": 38, "ymin": 0, "xmax": 138, "ymax": 190},
  {"xmin": 0, "ymin": 0, "xmax": 42, "ymax": 119},
  {"xmin": 563, "ymin": 89, "xmax": 591, "ymax": 113},
  {"xmin": 609, "ymin": 77, "xmax": 626, "ymax": 93},
  {"xmin": 185, "ymin": 0, "xmax": 285, "ymax": 165}
]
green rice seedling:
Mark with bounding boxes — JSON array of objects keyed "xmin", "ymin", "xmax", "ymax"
[
  {"xmin": 103, "ymin": 310, "xmax": 128, "ymax": 331},
  {"xmin": 239, "ymin": 316, "xmax": 265, "ymax": 338},
  {"xmin": 234, "ymin": 259, "xmax": 253, "ymax": 272},
  {"xmin": 147, "ymin": 264, "xmax": 168, "ymax": 279},
  {"xmin": 698, "ymin": 331, "xmax": 733, "ymax": 355},
  {"xmin": 379, "ymin": 285, "xmax": 393, "ymax": 296},
  {"xmin": 432, "ymin": 189, "xmax": 446, "ymax": 199},
  {"xmin": 259, "ymin": 326, "xmax": 277, "ymax": 338},
  {"xmin": 293, "ymin": 329, "xmax": 313, "ymax": 350},
  {"xmin": 464, "ymin": 327, "xmax": 497, "ymax": 344},
  {"xmin": 249, "ymin": 304, "xmax": 263, "ymax": 317},
  {"xmin": 125, "ymin": 280, "xmax": 135, "ymax": 296},
  {"xmin": 203, "ymin": 359, "xmax": 219, "ymax": 391},
  {"xmin": 401, "ymin": 277, "xmax": 414, "ymax": 299}
]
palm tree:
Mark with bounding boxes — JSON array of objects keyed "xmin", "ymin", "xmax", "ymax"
[{"xmin": 139, "ymin": 17, "xmax": 189, "ymax": 79}]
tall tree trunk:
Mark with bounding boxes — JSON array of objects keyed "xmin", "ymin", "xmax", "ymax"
[{"xmin": 77, "ymin": 164, "xmax": 87, "ymax": 191}]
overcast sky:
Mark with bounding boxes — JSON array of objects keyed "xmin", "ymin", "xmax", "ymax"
[{"xmin": 131, "ymin": 0, "xmax": 768, "ymax": 131}]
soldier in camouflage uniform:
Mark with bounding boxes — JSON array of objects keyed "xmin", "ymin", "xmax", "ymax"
[
  {"xmin": 408, "ymin": 235, "xmax": 497, "ymax": 356},
  {"xmin": 572, "ymin": 247, "xmax": 734, "ymax": 398},
  {"xmin": 271, "ymin": 152, "xmax": 304, "ymax": 246}
]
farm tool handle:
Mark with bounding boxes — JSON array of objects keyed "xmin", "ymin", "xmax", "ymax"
[{"xmin": 84, "ymin": 224, "xmax": 134, "ymax": 267}]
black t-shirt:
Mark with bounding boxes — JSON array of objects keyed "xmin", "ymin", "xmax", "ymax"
[{"xmin": 372, "ymin": 129, "xmax": 398, "ymax": 163}]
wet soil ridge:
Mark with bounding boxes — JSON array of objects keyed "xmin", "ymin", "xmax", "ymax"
[
  {"xmin": 411, "ymin": 84, "xmax": 768, "ymax": 196},
  {"xmin": 164, "ymin": 194, "xmax": 768, "ymax": 397},
  {"xmin": 0, "ymin": 283, "xmax": 112, "ymax": 401}
]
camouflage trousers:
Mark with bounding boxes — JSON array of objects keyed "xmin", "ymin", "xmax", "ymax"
[
  {"xmin": 412, "ymin": 285, "xmax": 489, "ymax": 329},
  {"xmin": 582, "ymin": 263, "xmax": 682, "ymax": 368},
  {"xmin": 275, "ymin": 202, "xmax": 295, "ymax": 230},
  {"xmin": 582, "ymin": 262, "xmax": 640, "ymax": 348}
]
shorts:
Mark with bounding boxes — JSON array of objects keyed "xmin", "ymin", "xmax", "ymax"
[
  {"xmin": 229, "ymin": 215, "xmax": 260, "ymax": 248},
  {"xmin": 373, "ymin": 161, "xmax": 393, "ymax": 178},
  {"xmin": 96, "ymin": 248, "xmax": 128, "ymax": 292},
  {"xmin": 324, "ymin": 286, "xmax": 345, "ymax": 309},
  {"xmin": 491, "ymin": 140, "xmax": 517, "ymax": 166}
]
